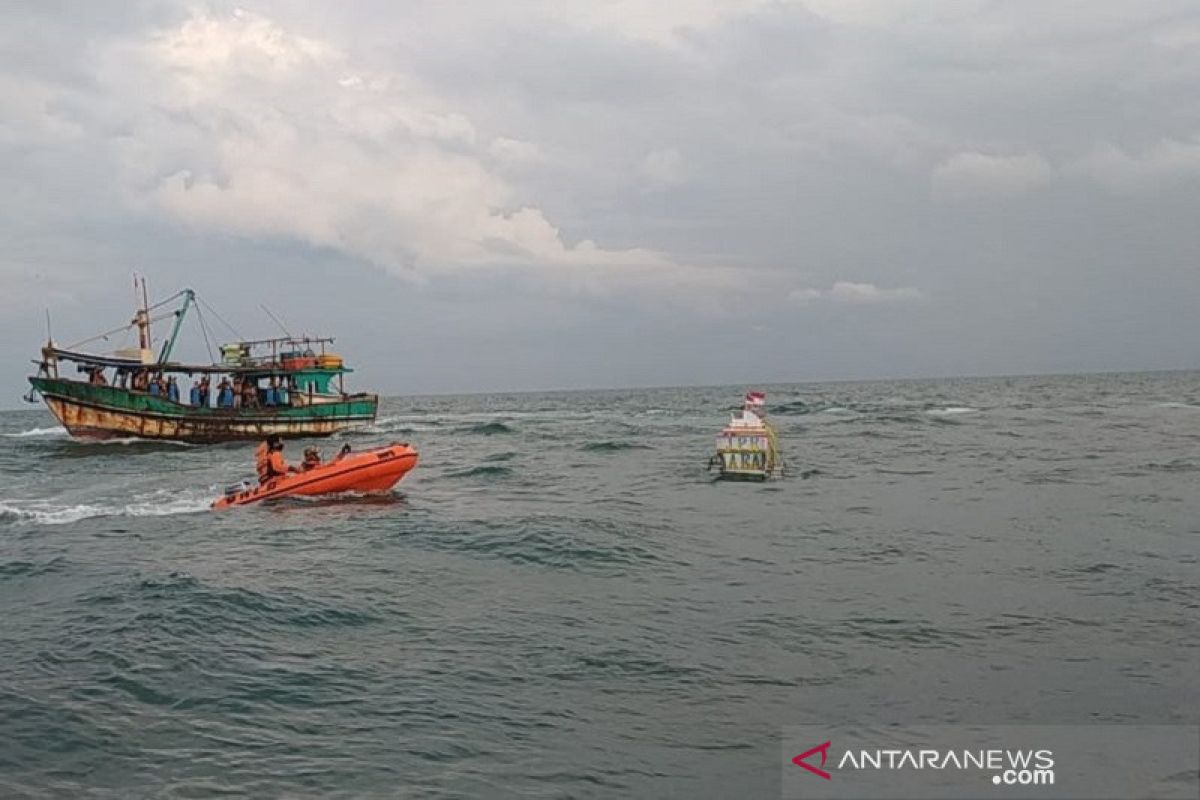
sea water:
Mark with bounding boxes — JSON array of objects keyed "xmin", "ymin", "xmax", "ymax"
[{"xmin": 1, "ymin": 373, "xmax": 1197, "ymax": 797}]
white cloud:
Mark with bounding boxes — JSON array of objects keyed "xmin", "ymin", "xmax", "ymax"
[
  {"xmin": 0, "ymin": 74, "xmax": 83, "ymax": 145},
  {"xmin": 789, "ymin": 282, "xmax": 924, "ymax": 306},
  {"xmin": 528, "ymin": 0, "xmax": 778, "ymax": 45},
  {"xmin": 802, "ymin": 0, "xmax": 984, "ymax": 26},
  {"xmin": 101, "ymin": 9, "xmax": 735, "ymax": 301},
  {"xmin": 640, "ymin": 147, "xmax": 686, "ymax": 189},
  {"xmin": 1069, "ymin": 138, "xmax": 1200, "ymax": 194},
  {"xmin": 787, "ymin": 287, "xmax": 823, "ymax": 306},
  {"xmin": 932, "ymin": 151, "xmax": 1053, "ymax": 199},
  {"xmin": 489, "ymin": 136, "xmax": 544, "ymax": 165},
  {"xmin": 829, "ymin": 281, "xmax": 923, "ymax": 304}
]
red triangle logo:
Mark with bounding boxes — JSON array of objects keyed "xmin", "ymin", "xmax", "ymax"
[{"xmin": 792, "ymin": 741, "xmax": 832, "ymax": 780}]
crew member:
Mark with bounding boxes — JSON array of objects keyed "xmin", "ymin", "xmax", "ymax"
[
  {"xmin": 301, "ymin": 446, "xmax": 321, "ymax": 471},
  {"xmin": 255, "ymin": 434, "xmax": 296, "ymax": 484}
]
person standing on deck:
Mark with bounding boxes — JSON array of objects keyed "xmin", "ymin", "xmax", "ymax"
[
  {"xmin": 167, "ymin": 376, "xmax": 180, "ymax": 402},
  {"xmin": 199, "ymin": 376, "xmax": 211, "ymax": 407},
  {"xmin": 189, "ymin": 380, "xmax": 200, "ymax": 406},
  {"xmin": 148, "ymin": 376, "xmax": 161, "ymax": 396},
  {"xmin": 216, "ymin": 378, "xmax": 232, "ymax": 407}
]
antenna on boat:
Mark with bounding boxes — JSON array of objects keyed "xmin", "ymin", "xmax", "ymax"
[
  {"xmin": 44, "ymin": 308, "xmax": 53, "ymax": 346},
  {"xmin": 260, "ymin": 304, "xmax": 293, "ymax": 339}
]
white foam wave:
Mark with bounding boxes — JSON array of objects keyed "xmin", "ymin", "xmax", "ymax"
[
  {"xmin": 926, "ymin": 407, "xmax": 978, "ymax": 416},
  {"xmin": 2, "ymin": 426, "xmax": 67, "ymax": 438},
  {"xmin": 356, "ymin": 418, "xmax": 441, "ymax": 436},
  {"xmin": 0, "ymin": 490, "xmax": 212, "ymax": 526},
  {"xmin": 0, "ymin": 427, "xmax": 196, "ymax": 446},
  {"xmin": 1154, "ymin": 402, "xmax": 1200, "ymax": 410},
  {"xmin": 87, "ymin": 437, "xmax": 195, "ymax": 447}
]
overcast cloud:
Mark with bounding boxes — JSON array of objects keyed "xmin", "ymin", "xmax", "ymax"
[{"xmin": 2, "ymin": 0, "xmax": 1198, "ymax": 399}]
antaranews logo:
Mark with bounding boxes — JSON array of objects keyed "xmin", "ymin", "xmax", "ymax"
[
  {"xmin": 784, "ymin": 725, "xmax": 1200, "ymax": 800},
  {"xmin": 791, "ymin": 740, "xmax": 1055, "ymax": 787}
]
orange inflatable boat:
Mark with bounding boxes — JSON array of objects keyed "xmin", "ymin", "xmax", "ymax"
[{"xmin": 212, "ymin": 443, "xmax": 418, "ymax": 508}]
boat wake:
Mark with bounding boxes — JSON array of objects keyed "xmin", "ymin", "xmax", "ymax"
[
  {"xmin": 0, "ymin": 490, "xmax": 213, "ymax": 526},
  {"xmin": 1, "ymin": 426, "xmax": 67, "ymax": 438}
]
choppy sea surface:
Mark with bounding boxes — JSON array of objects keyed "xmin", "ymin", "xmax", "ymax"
[{"xmin": 1, "ymin": 372, "xmax": 1197, "ymax": 798}]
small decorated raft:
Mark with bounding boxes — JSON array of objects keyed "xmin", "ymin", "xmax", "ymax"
[{"xmin": 709, "ymin": 391, "xmax": 783, "ymax": 480}]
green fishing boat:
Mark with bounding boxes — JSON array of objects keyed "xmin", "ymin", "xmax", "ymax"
[{"xmin": 26, "ymin": 279, "xmax": 378, "ymax": 443}]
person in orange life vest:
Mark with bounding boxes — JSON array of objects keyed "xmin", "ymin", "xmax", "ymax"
[
  {"xmin": 255, "ymin": 434, "xmax": 297, "ymax": 484},
  {"xmin": 300, "ymin": 446, "xmax": 322, "ymax": 471}
]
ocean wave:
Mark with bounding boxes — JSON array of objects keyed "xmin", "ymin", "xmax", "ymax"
[
  {"xmin": 770, "ymin": 400, "xmax": 812, "ymax": 415},
  {"xmin": 83, "ymin": 572, "xmax": 385, "ymax": 632},
  {"xmin": 1, "ymin": 426, "xmax": 67, "ymax": 438},
  {"xmin": 445, "ymin": 465, "xmax": 514, "ymax": 479},
  {"xmin": 416, "ymin": 517, "xmax": 664, "ymax": 572},
  {"xmin": 1144, "ymin": 459, "xmax": 1198, "ymax": 473},
  {"xmin": 0, "ymin": 490, "xmax": 212, "ymax": 526},
  {"xmin": 461, "ymin": 528, "xmax": 658, "ymax": 571},
  {"xmin": 350, "ymin": 416, "xmax": 442, "ymax": 436},
  {"xmin": 1154, "ymin": 402, "xmax": 1200, "ymax": 410},
  {"xmin": 375, "ymin": 416, "xmax": 442, "ymax": 430},
  {"xmin": 579, "ymin": 441, "xmax": 653, "ymax": 453},
  {"xmin": 0, "ymin": 556, "xmax": 67, "ymax": 579},
  {"xmin": 459, "ymin": 421, "xmax": 515, "ymax": 435},
  {"xmin": 925, "ymin": 407, "xmax": 978, "ymax": 416}
]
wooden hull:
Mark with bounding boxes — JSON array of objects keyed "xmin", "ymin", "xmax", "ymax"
[{"xmin": 30, "ymin": 378, "xmax": 377, "ymax": 443}]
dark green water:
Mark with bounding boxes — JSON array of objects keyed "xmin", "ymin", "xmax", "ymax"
[{"xmin": 1, "ymin": 373, "xmax": 1197, "ymax": 797}]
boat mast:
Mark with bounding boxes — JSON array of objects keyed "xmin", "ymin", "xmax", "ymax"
[
  {"xmin": 134, "ymin": 275, "xmax": 152, "ymax": 353},
  {"xmin": 158, "ymin": 288, "xmax": 195, "ymax": 364},
  {"xmin": 41, "ymin": 308, "xmax": 58, "ymax": 378}
]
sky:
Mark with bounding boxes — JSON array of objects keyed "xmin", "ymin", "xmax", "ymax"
[{"xmin": 2, "ymin": 0, "xmax": 1199, "ymax": 400}]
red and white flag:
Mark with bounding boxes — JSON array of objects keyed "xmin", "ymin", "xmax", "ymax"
[{"xmin": 744, "ymin": 391, "xmax": 766, "ymax": 407}]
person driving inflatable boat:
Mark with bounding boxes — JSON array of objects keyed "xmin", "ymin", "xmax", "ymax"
[{"xmin": 255, "ymin": 434, "xmax": 298, "ymax": 484}]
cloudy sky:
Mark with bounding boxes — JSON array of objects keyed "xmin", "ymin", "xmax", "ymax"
[{"xmin": 3, "ymin": 1, "xmax": 1198, "ymax": 399}]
